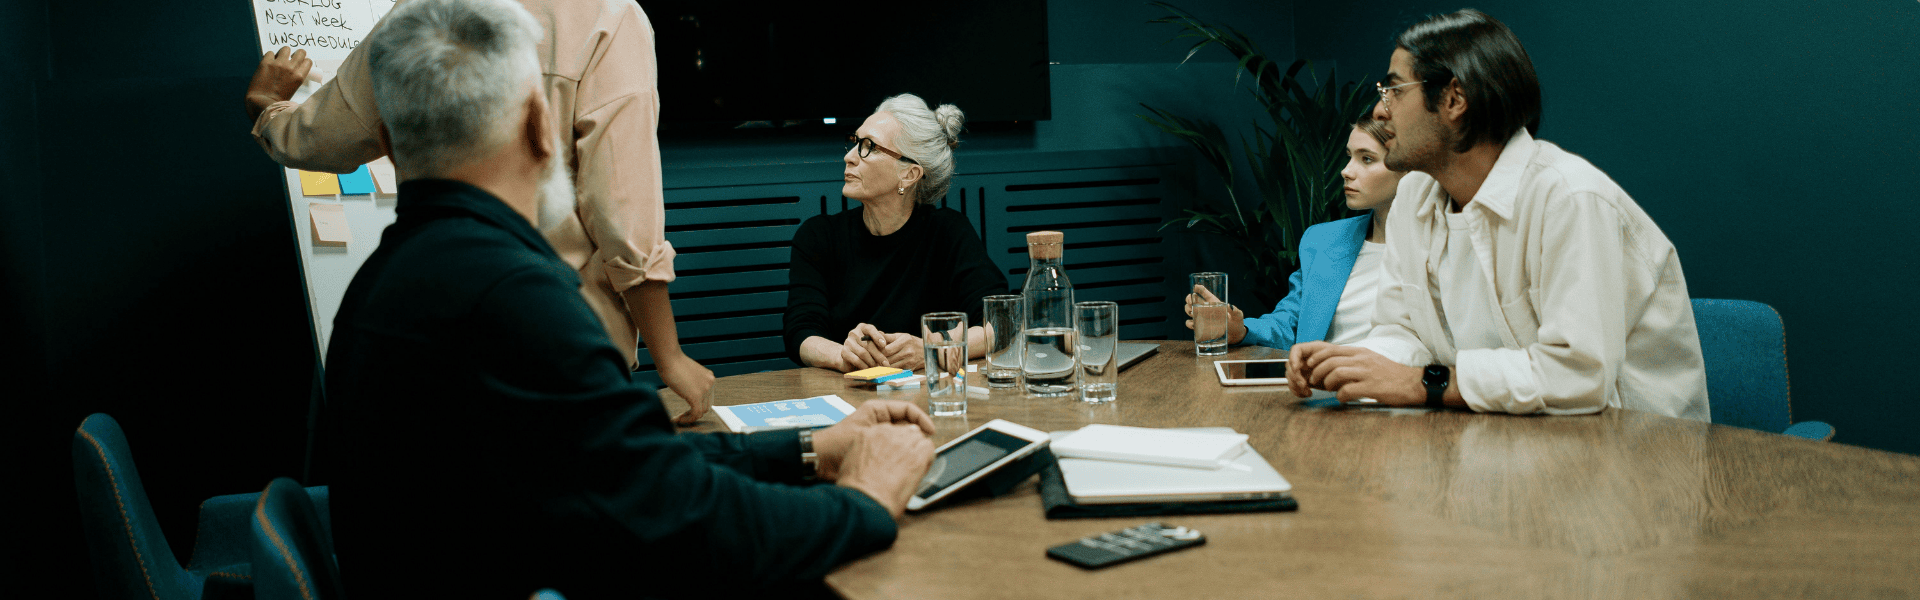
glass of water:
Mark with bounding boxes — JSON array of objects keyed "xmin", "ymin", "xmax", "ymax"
[
  {"xmin": 922, "ymin": 312, "xmax": 969, "ymax": 416},
  {"xmin": 1191, "ymin": 272, "xmax": 1229, "ymax": 356},
  {"xmin": 982, "ymin": 295, "xmax": 1023, "ymax": 388},
  {"xmin": 1075, "ymin": 301, "xmax": 1119, "ymax": 403}
]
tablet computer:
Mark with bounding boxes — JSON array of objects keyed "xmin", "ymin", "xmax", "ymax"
[
  {"xmin": 1214, "ymin": 359, "xmax": 1289, "ymax": 386},
  {"xmin": 907, "ymin": 419, "xmax": 1051, "ymax": 511}
]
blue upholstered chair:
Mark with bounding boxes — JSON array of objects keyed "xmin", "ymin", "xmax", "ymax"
[
  {"xmin": 73, "ymin": 413, "xmax": 254, "ymax": 600},
  {"xmin": 73, "ymin": 413, "xmax": 331, "ymax": 600},
  {"xmin": 250, "ymin": 477, "xmax": 345, "ymax": 600},
  {"xmin": 1691, "ymin": 299, "xmax": 1834, "ymax": 441}
]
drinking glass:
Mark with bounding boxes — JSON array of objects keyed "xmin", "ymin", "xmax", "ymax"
[
  {"xmin": 922, "ymin": 312, "xmax": 970, "ymax": 416},
  {"xmin": 1191, "ymin": 272, "xmax": 1230, "ymax": 356},
  {"xmin": 1075, "ymin": 301, "xmax": 1119, "ymax": 403},
  {"xmin": 982, "ymin": 295, "xmax": 1024, "ymax": 388}
]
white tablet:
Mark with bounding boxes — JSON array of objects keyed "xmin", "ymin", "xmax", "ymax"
[
  {"xmin": 1214, "ymin": 359, "xmax": 1289, "ymax": 386},
  {"xmin": 906, "ymin": 419, "xmax": 1050, "ymax": 511}
]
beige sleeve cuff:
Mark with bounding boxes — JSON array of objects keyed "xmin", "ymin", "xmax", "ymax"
[
  {"xmin": 250, "ymin": 100, "xmax": 301, "ymax": 158},
  {"xmin": 598, "ymin": 240, "xmax": 677, "ymax": 291}
]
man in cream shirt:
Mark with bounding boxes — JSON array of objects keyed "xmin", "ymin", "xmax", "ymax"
[{"xmin": 1287, "ymin": 9, "xmax": 1709, "ymax": 421}]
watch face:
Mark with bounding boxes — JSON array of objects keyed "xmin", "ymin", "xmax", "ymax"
[{"xmin": 1423, "ymin": 364, "xmax": 1449, "ymax": 385}]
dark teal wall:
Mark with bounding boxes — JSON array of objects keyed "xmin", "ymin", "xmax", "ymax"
[
  {"xmin": 0, "ymin": 0, "xmax": 49, "ymax": 588},
  {"xmin": 4, "ymin": 0, "xmax": 318, "ymax": 587},
  {"xmin": 1032, "ymin": 0, "xmax": 1294, "ymax": 154},
  {"xmin": 663, "ymin": 0, "xmax": 1298, "ymax": 164},
  {"xmin": 1297, "ymin": 1, "xmax": 1920, "ymax": 455}
]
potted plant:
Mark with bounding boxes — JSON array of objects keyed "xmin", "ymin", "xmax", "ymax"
[{"xmin": 1138, "ymin": 1, "xmax": 1378, "ymax": 310}]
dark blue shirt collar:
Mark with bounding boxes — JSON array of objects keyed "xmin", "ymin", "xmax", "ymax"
[{"xmin": 395, "ymin": 178, "xmax": 561, "ymax": 260}]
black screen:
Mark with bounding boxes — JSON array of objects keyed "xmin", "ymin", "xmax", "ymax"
[
  {"xmin": 916, "ymin": 428, "xmax": 1033, "ymax": 499},
  {"xmin": 1225, "ymin": 360, "xmax": 1289, "ymax": 380},
  {"xmin": 638, "ymin": 0, "xmax": 1050, "ymax": 124}
]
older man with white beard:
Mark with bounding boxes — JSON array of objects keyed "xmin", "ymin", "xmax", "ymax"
[{"xmin": 322, "ymin": 0, "xmax": 937, "ymax": 596}]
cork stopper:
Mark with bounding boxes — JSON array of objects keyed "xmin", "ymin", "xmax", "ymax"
[{"xmin": 1026, "ymin": 231, "xmax": 1064, "ymax": 259}]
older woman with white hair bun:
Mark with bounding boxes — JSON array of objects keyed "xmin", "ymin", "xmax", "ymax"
[{"xmin": 784, "ymin": 94, "xmax": 1008, "ymax": 372}]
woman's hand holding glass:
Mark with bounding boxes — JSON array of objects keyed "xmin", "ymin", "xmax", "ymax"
[{"xmin": 1184, "ymin": 285, "xmax": 1247, "ymax": 345}]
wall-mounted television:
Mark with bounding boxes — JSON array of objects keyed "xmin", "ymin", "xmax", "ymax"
[{"xmin": 638, "ymin": 0, "xmax": 1050, "ymax": 127}]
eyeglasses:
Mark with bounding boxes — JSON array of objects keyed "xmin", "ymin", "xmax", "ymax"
[
  {"xmin": 846, "ymin": 135, "xmax": 918, "ymax": 165},
  {"xmin": 1375, "ymin": 80, "xmax": 1427, "ymax": 109}
]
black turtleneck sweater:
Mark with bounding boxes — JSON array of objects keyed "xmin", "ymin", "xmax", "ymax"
[{"xmin": 783, "ymin": 203, "xmax": 1008, "ymax": 365}]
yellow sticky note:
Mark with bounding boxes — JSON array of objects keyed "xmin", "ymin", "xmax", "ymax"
[
  {"xmin": 367, "ymin": 156, "xmax": 399, "ymax": 194},
  {"xmin": 298, "ymin": 170, "xmax": 341, "ymax": 196},
  {"xmin": 309, "ymin": 202, "xmax": 350, "ymax": 246}
]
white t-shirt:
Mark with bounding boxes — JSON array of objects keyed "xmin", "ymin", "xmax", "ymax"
[
  {"xmin": 1435, "ymin": 208, "xmax": 1505, "ymax": 351},
  {"xmin": 1325, "ymin": 241, "xmax": 1386, "ymax": 346}
]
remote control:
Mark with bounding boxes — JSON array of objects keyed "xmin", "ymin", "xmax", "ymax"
[{"xmin": 1046, "ymin": 522, "xmax": 1206, "ymax": 569}]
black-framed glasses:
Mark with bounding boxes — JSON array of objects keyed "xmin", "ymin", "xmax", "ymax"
[
  {"xmin": 847, "ymin": 135, "xmax": 918, "ymax": 164},
  {"xmin": 1376, "ymin": 80, "xmax": 1427, "ymax": 109}
]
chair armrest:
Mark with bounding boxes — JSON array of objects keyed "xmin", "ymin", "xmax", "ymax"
[
  {"xmin": 1783, "ymin": 421, "xmax": 1835, "ymax": 442},
  {"xmin": 185, "ymin": 486, "xmax": 330, "ymax": 573}
]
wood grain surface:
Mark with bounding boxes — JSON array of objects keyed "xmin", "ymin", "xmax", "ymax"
[{"xmin": 660, "ymin": 341, "xmax": 1920, "ymax": 599}]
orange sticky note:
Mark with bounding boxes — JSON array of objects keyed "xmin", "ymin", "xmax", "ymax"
[
  {"xmin": 309, "ymin": 202, "xmax": 350, "ymax": 246},
  {"xmin": 367, "ymin": 156, "xmax": 399, "ymax": 194},
  {"xmin": 298, "ymin": 170, "xmax": 341, "ymax": 196}
]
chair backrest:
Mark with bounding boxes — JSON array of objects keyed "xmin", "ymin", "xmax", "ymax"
[
  {"xmin": 250, "ymin": 477, "xmax": 346, "ymax": 600},
  {"xmin": 72, "ymin": 413, "xmax": 195, "ymax": 600},
  {"xmin": 1691, "ymin": 298, "xmax": 1792, "ymax": 433}
]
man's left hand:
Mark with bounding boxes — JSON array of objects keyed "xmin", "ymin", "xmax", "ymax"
[
  {"xmin": 810, "ymin": 400, "xmax": 935, "ymax": 481},
  {"xmin": 1298, "ymin": 344, "xmax": 1426, "ymax": 405},
  {"xmin": 246, "ymin": 46, "xmax": 312, "ymax": 122}
]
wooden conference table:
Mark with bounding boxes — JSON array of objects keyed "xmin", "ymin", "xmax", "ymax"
[{"xmin": 663, "ymin": 341, "xmax": 1920, "ymax": 599}]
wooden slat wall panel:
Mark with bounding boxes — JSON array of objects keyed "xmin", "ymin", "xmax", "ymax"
[
  {"xmin": 635, "ymin": 182, "xmax": 836, "ymax": 385},
  {"xmin": 966, "ymin": 164, "xmax": 1181, "ymax": 341}
]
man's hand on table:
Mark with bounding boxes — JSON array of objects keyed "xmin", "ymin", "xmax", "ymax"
[
  {"xmin": 811, "ymin": 400, "xmax": 936, "ymax": 518},
  {"xmin": 1288, "ymin": 341, "xmax": 1425, "ymax": 405},
  {"xmin": 246, "ymin": 46, "xmax": 311, "ymax": 122}
]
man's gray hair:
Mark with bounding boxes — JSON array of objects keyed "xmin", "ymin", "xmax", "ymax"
[
  {"xmin": 366, "ymin": 0, "xmax": 543, "ymax": 177},
  {"xmin": 876, "ymin": 94, "xmax": 964, "ymax": 205}
]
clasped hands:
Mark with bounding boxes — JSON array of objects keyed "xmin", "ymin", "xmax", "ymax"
[
  {"xmin": 840, "ymin": 323, "xmax": 923, "ymax": 372},
  {"xmin": 1285, "ymin": 341, "xmax": 1428, "ymax": 405},
  {"xmin": 809, "ymin": 400, "xmax": 936, "ymax": 518}
]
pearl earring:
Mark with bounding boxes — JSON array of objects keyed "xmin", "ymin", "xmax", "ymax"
[{"xmin": 897, "ymin": 187, "xmax": 906, "ymax": 195}]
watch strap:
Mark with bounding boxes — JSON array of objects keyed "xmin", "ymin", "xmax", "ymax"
[
  {"xmin": 1422, "ymin": 364, "xmax": 1450, "ymax": 409},
  {"xmin": 797, "ymin": 428, "xmax": 820, "ymax": 480}
]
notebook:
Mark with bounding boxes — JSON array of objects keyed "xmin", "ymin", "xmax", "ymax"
[
  {"xmin": 1050, "ymin": 430, "xmax": 1292, "ymax": 505},
  {"xmin": 712, "ymin": 395, "xmax": 856, "ymax": 433},
  {"xmin": 1051, "ymin": 424, "xmax": 1250, "ymax": 469}
]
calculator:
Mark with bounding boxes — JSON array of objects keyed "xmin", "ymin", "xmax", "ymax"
[{"xmin": 1045, "ymin": 522, "xmax": 1206, "ymax": 569}]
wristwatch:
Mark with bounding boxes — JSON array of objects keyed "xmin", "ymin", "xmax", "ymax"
[
  {"xmin": 1422, "ymin": 364, "xmax": 1451, "ymax": 409},
  {"xmin": 797, "ymin": 428, "xmax": 820, "ymax": 481}
]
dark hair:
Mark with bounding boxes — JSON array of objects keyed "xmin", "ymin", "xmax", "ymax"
[{"xmin": 1396, "ymin": 9, "xmax": 1541, "ymax": 152}]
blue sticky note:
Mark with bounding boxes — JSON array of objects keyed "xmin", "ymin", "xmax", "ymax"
[{"xmin": 338, "ymin": 164, "xmax": 376, "ymax": 195}]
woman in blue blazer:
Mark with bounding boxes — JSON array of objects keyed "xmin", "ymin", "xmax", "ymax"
[{"xmin": 1187, "ymin": 116, "xmax": 1404, "ymax": 349}]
